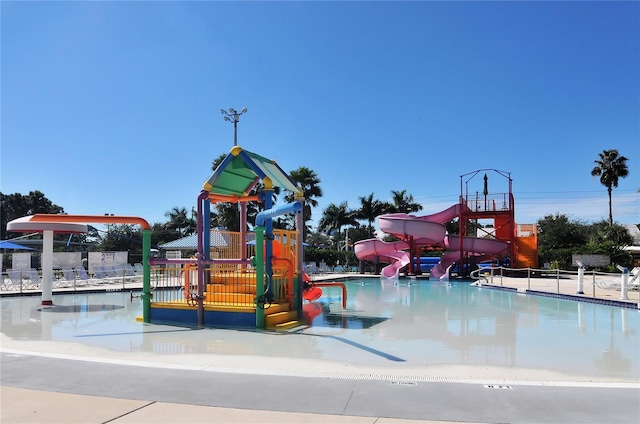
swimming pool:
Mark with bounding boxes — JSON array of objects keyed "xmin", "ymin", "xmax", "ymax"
[{"xmin": 1, "ymin": 278, "xmax": 638, "ymax": 383}]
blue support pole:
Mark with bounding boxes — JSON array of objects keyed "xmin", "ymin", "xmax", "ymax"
[
  {"xmin": 255, "ymin": 226, "xmax": 265, "ymax": 329},
  {"xmin": 263, "ymin": 189, "xmax": 274, "ymax": 302}
]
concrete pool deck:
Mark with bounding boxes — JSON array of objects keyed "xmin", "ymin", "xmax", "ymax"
[
  {"xmin": 1, "ymin": 273, "xmax": 639, "ymax": 423},
  {"xmin": 1, "ymin": 386, "xmax": 456, "ymax": 424}
]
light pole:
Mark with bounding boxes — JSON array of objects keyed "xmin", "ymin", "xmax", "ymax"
[
  {"xmin": 104, "ymin": 213, "xmax": 114, "ymax": 233},
  {"xmin": 220, "ymin": 107, "xmax": 248, "ymax": 146}
]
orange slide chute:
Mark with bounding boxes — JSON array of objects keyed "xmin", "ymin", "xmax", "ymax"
[{"xmin": 302, "ymin": 271, "xmax": 323, "ymax": 301}]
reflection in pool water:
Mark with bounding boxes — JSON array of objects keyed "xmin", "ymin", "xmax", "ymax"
[
  {"xmin": 39, "ymin": 304, "xmax": 125, "ymax": 313},
  {"xmin": 1, "ymin": 278, "xmax": 638, "ymax": 381}
]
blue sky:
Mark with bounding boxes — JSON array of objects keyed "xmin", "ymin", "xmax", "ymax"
[{"xmin": 2, "ymin": 1, "xmax": 638, "ymax": 231}]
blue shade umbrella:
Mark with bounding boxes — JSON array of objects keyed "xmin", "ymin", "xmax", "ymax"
[{"xmin": 0, "ymin": 240, "xmax": 34, "ymax": 250}]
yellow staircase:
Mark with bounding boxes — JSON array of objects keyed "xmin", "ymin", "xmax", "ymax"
[
  {"xmin": 264, "ymin": 303, "xmax": 303, "ymax": 330},
  {"xmin": 204, "ymin": 284, "xmax": 303, "ymax": 330},
  {"xmin": 205, "ymin": 283, "xmax": 256, "ymax": 304},
  {"xmin": 515, "ymin": 236, "xmax": 538, "ymax": 268}
]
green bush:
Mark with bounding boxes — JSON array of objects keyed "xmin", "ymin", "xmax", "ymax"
[{"xmin": 304, "ymin": 247, "xmax": 357, "ymax": 267}]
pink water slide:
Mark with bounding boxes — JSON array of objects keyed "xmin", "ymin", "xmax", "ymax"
[{"xmin": 354, "ymin": 204, "xmax": 508, "ymax": 279}]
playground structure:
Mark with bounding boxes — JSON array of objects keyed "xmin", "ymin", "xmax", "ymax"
[
  {"xmin": 355, "ymin": 169, "xmax": 538, "ymax": 279},
  {"xmin": 147, "ymin": 146, "xmax": 312, "ymax": 329},
  {"xmin": 6, "ymin": 146, "xmax": 327, "ymax": 330}
]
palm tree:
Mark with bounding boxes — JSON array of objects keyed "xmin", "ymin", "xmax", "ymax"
[
  {"xmin": 355, "ymin": 193, "xmax": 391, "ymax": 237},
  {"xmin": 214, "ymin": 203, "xmax": 240, "ymax": 231},
  {"xmin": 591, "ymin": 149, "xmax": 629, "ymax": 226},
  {"xmin": 285, "ymin": 167, "xmax": 322, "ymax": 219},
  {"xmin": 164, "ymin": 207, "xmax": 195, "ymax": 236},
  {"xmin": 285, "ymin": 166, "xmax": 322, "ymax": 239},
  {"xmin": 389, "ymin": 189, "xmax": 423, "ymax": 214},
  {"xmin": 588, "ymin": 220, "xmax": 633, "ymax": 246},
  {"xmin": 211, "ymin": 153, "xmax": 227, "ymax": 171},
  {"xmin": 318, "ymin": 202, "xmax": 358, "ymax": 236}
]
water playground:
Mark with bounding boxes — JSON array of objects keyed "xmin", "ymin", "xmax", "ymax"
[{"xmin": 5, "ymin": 147, "xmax": 544, "ymax": 331}]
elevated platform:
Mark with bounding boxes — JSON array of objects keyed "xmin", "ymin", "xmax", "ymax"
[{"xmin": 150, "ymin": 300, "xmax": 301, "ymax": 330}]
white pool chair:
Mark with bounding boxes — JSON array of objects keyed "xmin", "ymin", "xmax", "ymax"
[
  {"xmin": 92, "ymin": 266, "xmax": 107, "ymax": 281},
  {"xmin": 124, "ymin": 264, "xmax": 142, "ymax": 281},
  {"xmin": 627, "ymin": 267, "xmax": 639, "ymax": 290},
  {"xmin": 307, "ymin": 262, "xmax": 318, "ymax": 274},
  {"xmin": 61, "ymin": 267, "xmax": 89, "ymax": 287},
  {"xmin": 596, "ymin": 279, "xmax": 619, "ymax": 290},
  {"xmin": 53, "ymin": 268, "xmax": 73, "ymax": 288},
  {"xmin": 0, "ymin": 273, "xmax": 12, "ymax": 291},
  {"xmin": 73, "ymin": 267, "xmax": 94, "ymax": 286},
  {"xmin": 24, "ymin": 269, "xmax": 43, "ymax": 290},
  {"xmin": 104, "ymin": 266, "xmax": 120, "ymax": 279},
  {"xmin": 93, "ymin": 266, "xmax": 117, "ymax": 284},
  {"xmin": 5, "ymin": 269, "xmax": 23, "ymax": 291},
  {"xmin": 61, "ymin": 267, "xmax": 75, "ymax": 281}
]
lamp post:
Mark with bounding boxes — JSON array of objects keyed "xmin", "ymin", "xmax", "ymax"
[
  {"xmin": 104, "ymin": 213, "xmax": 114, "ymax": 233},
  {"xmin": 220, "ymin": 107, "xmax": 248, "ymax": 146}
]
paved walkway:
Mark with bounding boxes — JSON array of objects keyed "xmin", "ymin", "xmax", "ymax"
[
  {"xmin": 1, "ymin": 386, "xmax": 455, "ymax": 424},
  {"xmin": 473, "ymin": 272, "xmax": 639, "ymax": 307},
  {"xmin": 3, "ymin": 352, "xmax": 638, "ymax": 424}
]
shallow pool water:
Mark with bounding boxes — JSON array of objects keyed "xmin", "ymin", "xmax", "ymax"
[
  {"xmin": 1, "ymin": 278, "xmax": 638, "ymax": 382},
  {"xmin": 308, "ymin": 279, "xmax": 639, "ymax": 379}
]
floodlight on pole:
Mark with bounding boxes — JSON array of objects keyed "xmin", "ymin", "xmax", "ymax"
[{"xmin": 220, "ymin": 107, "xmax": 248, "ymax": 146}]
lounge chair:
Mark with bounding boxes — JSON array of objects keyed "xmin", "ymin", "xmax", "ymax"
[
  {"xmin": 104, "ymin": 266, "xmax": 120, "ymax": 279},
  {"xmin": 110, "ymin": 265, "xmax": 136, "ymax": 283},
  {"xmin": 60, "ymin": 267, "xmax": 90, "ymax": 288},
  {"xmin": 24, "ymin": 268, "xmax": 42, "ymax": 290},
  {"xmin": 5, "ymin": 269, "xmax": 24, "ymax": 291},
  {"xmin": 596, "ymin": 268, "xmax": 640, "ymax": 291},
  {"xmin": 627, "ymin": 267, "xmax": 639, "ymax": 290},
  {"xmin": 0, "ymin": 272, "xmax": 13, "ymax": 291},
  {"xmin": 306, "ymin": 262, "xmax": 318, "ymax": 274},
  {"xmin": 53, "ymin": 268, "xmax": 73, "ymax": 288},
  {"xmin": 95, "ymin": 266, "xmax": 123, "ymax": 284},
  {"xmin": 124, "ymin": 264, "xmax": 142, "ymax": 281},
  {"xmin": 61, "ymin": 267, "xmax": 75, "ymax": 283},
  {"xmin": 92, "ymin": 266, "xmax": 112, "ymax": 283},
  {"xmin": 73, "ymin": 267, "xmax": 94, "ymax": 286},
  {"xmin": 112, "ymin": 266, "xmax": 127, "ymax": 280},
  {"xmin": 596, "ymin": 279, "xmax": 619, "ymax": 290}
]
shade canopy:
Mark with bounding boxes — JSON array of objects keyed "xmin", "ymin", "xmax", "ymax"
[
  {"xmin": 203, "ymin": 146, "xmax": 302, "ymax": 198},
  {"xmin": 7, "ymin": 215, "xmax": 88, "ymax": 234},
  {"xmin": 0, "ymin": 240, "xmax": 34, "ymax": 250}
]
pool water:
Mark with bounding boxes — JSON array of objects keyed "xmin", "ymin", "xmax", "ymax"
[
  {"xmin": 1, "ymin": 278, "xmax": 638, "ymax": 382},
  {"xmin": 308, "ymin": 279, "xmax": 639, "ymax": 379}
]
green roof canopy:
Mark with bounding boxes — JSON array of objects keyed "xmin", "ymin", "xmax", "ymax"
[{"xmin": 203, "ymin": 147, "xmax": 302, "ymax": 198}]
